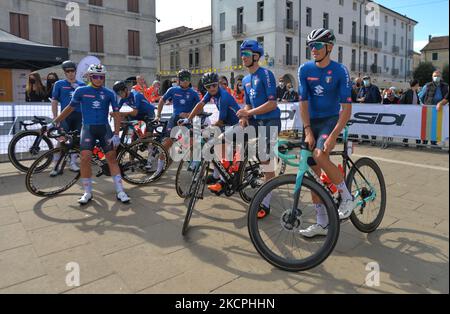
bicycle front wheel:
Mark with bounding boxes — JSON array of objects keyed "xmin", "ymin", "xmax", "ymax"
[
  {"xmin": 118, "ymin": 139, "xmax": 169, "ymax": 185},
  {"xmin": 182, "ymin": 162, "xmax": 208, "ymax": 236},
  {"xmin": 347, "ymin": 157, "xmax": 386, "ymax": 233},
  {"xmin": 25, "ymin": 147, "xmax": 80, "ymax": 197},
  {"xmin": 9, "ymin": 131, "xmax": 54, "ymax": 173},
  {"xmin": 248, "ymin": 174, "xmax": 339, "ymax": 272}
]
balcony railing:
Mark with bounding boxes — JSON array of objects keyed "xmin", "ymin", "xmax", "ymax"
[
  {"xmin": 284, "ymin": 19, "xmax": 299, "ymax": 33},
  {"xmin": 232, "ymin": 24, "xmax": 246, "ymax": 37},
  {"xmin": 350, "ymin": 62, "xmax": 357, "ymax": 72},
  {"xmin": 370, "ymin": 64, "xmax": 382, "ymax": 74},
  {"xmin": 351, "ymin": 36, "xmax": 382, "ymax": 49},
  {"xmin": 392, "ymin": 46, "xmax": 400, "ymax": 54},
  {"xmin": 283, "ymin": 55, "xmax": 299, "ymax": 67},
  {"xmin": 391, "ymin": 68, "xmax": 400, "ymax": 76}
]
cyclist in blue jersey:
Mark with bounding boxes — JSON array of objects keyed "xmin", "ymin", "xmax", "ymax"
[
  {"xmin": 155, "ymin": 69, "xmax": 200, "ymax": 175},
  {"xmin": 180, "ymin": 72, "xmax": 241, "ymax": 187},
  {"xmin": 113, "ymin": 80, "xmax": 156, "ymax": 122},
  {"xmin": 51, "ymin": 64, "xmax": 130, "ymax": 205},
  {"xmin": 50, "ymin": 60, "xmax": 85, "ymax": 174},
  {"xmin": 298, "ymin": 28, "xmax": 358, "ymax": 238},
  {"xmin": 236, "ymin": 40, "xmax": 281, "ymax": 219}
]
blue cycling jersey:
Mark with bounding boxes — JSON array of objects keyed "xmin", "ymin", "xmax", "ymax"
[
  {"xmin": 119, "ymin": 91, "xmax": 156, "ymax": 121},
  {"xmin": 298, "ymin": 60, "xmax": 352, "ymax": 119},
  {"xmin": 70, "ymin": 86, "xmax": 119, "ymax": 125},
  {"xmin": 52, "ymin": 80, "xmax": 85, "ymax": 112},
  {"xmin": 202, "ymin": 87, "xmax": 240, "ymax": 126},
  {"xmin": 162, "ymin": 86, "xmax": 200, "ymax": 116},
  {"xmin": 242, "ymin": 67, "xmax": 281, "ymax": 120}
]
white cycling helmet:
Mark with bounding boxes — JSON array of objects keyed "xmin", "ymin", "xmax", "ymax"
[
  {"xmin": 307, "ymin": 28, "xmax": 336, "ymax": 45},
  {"xmin": 86, "ymin": 64, "xmax": 107, "ymax": 75}
]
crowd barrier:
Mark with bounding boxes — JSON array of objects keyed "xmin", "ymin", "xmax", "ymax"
[{"xmin": 0, "ymin": 101, "xmax": 448, "ymax": 162}]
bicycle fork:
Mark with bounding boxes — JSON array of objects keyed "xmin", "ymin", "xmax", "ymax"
[{"xmin": 290, "ymin": 149, "xmax": 312, "ymax": 221}]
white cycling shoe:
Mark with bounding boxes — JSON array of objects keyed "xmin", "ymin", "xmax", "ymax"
[
  {"xmin": 299, "ymin": 224, "xmax": 329, "ymax": 238},
  {"xmin": 78, "ymin": 193, "xmax": 93, "ymax": 205},
  {"xmin": 117, "ymin": 191, "xmax": 131, "ymax": 204},
  {"xmin": 69, "ymin": 163, "xmax": 80, "ymax": 172},
  {"xmin": 338, "ymin": 197, "xmax": 359, "ymax": 220},
  {"xmin": 49, "ymin": 169, "xmax": 60, "ymax": 177}
]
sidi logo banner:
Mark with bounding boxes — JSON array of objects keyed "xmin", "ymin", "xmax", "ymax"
[{"xmin": 351, "ymin": 113, "xmax": 407, "ymax": 127}]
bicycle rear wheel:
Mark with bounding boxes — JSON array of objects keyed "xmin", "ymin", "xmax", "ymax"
[
  {"xmin": 25, "ymin": 147, "xmax": 80, "ymax": 197},
  {"xmin": 175, "ymin": 159, "xmax": 201, "ymax": 199},
  {"xmin": 182, "ymin": 162, "xmax": 208, "ymax": 236},
  {"xmin": 9, "ymin": 130, "xmax": 54, "ymax": 173},
  {"xmin": 118, "ymin": 139, "xmax": 169, "ymax": 185},
  {"xmin": 347, "ymin": 157, "xmax": 386, "ymax": 233},
  {"xmin": 248, "ymin": 175, "xmax": 339, "ymax": 272}
]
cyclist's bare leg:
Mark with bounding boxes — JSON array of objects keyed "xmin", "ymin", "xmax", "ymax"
[
  {"xmin": 313, "ymin": 149, "xmax": 344, "ymax": 184},
  {"xmin": 80, "ymin": 150, "xmax": 93, "ymax": 178},
  {"xmin": 105, "ymin": 151, "xmax": 120, "ymax": 176}
]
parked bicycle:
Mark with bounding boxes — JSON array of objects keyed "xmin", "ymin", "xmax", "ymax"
[{"xmin": 247, "ymin": 123, "xmax": 386, "ymax": 272}]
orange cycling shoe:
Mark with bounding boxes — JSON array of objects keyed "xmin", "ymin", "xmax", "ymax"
[{"xmin": 208, "ymin": 182, "xmax": 224, "ymax": 193}]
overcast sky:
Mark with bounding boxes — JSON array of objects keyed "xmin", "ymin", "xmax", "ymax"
[{"xmin": 155, "ymin": 0, "xmax": 449, "ymax": 52}]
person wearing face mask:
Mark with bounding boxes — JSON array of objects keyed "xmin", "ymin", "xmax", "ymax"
[
  {"xmin": 233, "ymin": 78, "xmax": 245, "ymax": 104},
  {"xmin": 419, "ymin": 70, "xmax": 448, "ymax": 147},
  {"xmin": 276, "ymin": 77, "xmax": 287, "ymax": 101},
  {"xmin": 26, "ymin": 72, "xmax": 46, "ymax": 102},
  {"xmin": 351, "ymin": 77, "xmax": 363, "ymax": 103},
  {"xmin": 382, "ymin": 87, "xmax": 400, "ymax": 104},
  {"xmin": 45, "ymin": 72, "xmax": 59, "ymax": 101},
  {"xmin": 281, "ymin": 82, "xmax": 299, "ymax": 102},
  {"xmin": 356, "ymin": 76, "xmax": 382, "ymax": 104}
]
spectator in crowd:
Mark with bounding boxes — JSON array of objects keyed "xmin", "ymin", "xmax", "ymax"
[
  {"xmin": 419, "ymin": 70, "xmax": 449, "ymax": 147},
  {"xmin": 357, "ymin": 76, "xmax": 381, "ymax": 144},
  {"xmin": 351, "ymin": 77, "xmax": 363, "ymax": 103},
  {"xmin": 437, "ymin": 91, "xmax": 449, "ymax": 111},
  {"xmin": 132, "ymin": 75, "xmax": 148, "ymax": 94},
  {"xmin": 25, "ymin": 72, "xmax": 46, "ymax": 102},
  {"xmin": 277, "ymin": 76, "xmax": 287, "ymax": 101},
  {"xmin": 357, "ymin": 76, "xmax": 382, "ymax": 104},
  {"xmin": 233, "ymin": 78, "xmax": 245, "ymax": 104},
  {"xmin": 281, "ymin": 82, "xmax": 299, "ymax": 102},
  {"xmin": 45, "ymin": 72, "xmax": 59, "ymax": 101},
  {"xmin": 219, "ymin": 76, "xmax": 233, "ymax": 95},
  {"xmin": 147, "ymin": 80, "xmax": 161, "ymax": 103},
  {"xmin": 383, "ymin": 87, "xmax": 400, "ymax": 104},
  {"xmin": 400, "ymin": 80, "xmax": 420, "ymax": 105}
]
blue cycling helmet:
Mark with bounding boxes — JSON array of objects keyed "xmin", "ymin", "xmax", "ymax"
[{"xmin": 240, "ymin": 40, "xmax": 264, "ymax": 57}]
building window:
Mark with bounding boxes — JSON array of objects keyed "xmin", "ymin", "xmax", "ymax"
[
  {"xmin": 432, "ymin": 53, "xmax": 439, "ymax": 61},
  {"xmin": 339, "ymin": 17, "xmax": 344, "ymax": 34},
  {"xmin": 89, "ymin": 24, "xmax": 104, "ymax": 53},
  {"xmin": 127, "ymin": 0, "xmax": 139, "ymax": 13},
  {"xmin": 338, "ymin": 47, "xmax": 343, "ymax": 63},
  {"xmin": 10, "ymin": 13, "xmax": 29, "ymax": 40},
  {"xmin": 385, "ymin": 15, "xmax": 388, "ymax": 23},
  {"xmin": 220, "ymin": 13, "xmax": 226, "ymax": 31},
  {"xmin": 323, "ymin": 13, "xmax": 329, "ymax": 29},
  {"xmin": 401, "ymin": 22, "xmax": 404, "ymax": 29},
  {"xmin": 257, "ymin": 1, "xmax": 264, "ymax": 22},
  {"xmin": 363, "ymin": 51, "xmax": 368, "ymax": 72},
  {"xmin": 170, "ymin": 51, "xmax": 176, "ymax": 70},
  {"xmin": 89, "ymin": 0, "xmax": 103, "ymax": 6},
  {"xmin": 384, "ymin": 55, "xmax": 387, "ymax": 69},
  {"xmin": 220, "ymin": 44, "xmax": 226, "ymax": 62},
  {"xmin": 285, "ymin": 37, "xmax": 293, "ymax": 65},
  {"xmin": 353, "ymin": 1, "xmax": 357, "ymax": 11},
  {"xmin": 351, "ymin": 49, "xmax": 356, "ymax": 71},
  {"xmin": 401, "ymin": 36, "xmax": 404, "ymax": 50},
  {"xmin": 257, "ymin": 36, "xmax": 264, "ymax": 47},
  {"xmin": 237, "ymin": 7, "xmax": 244, "ymax": 32},
  {"xmin": 409, "ymin": 25, "xmax": 412, "ymax": 32},
  {"xmin": 306, "ymin": 7, "xmax": 312, "ymax": 27},
  {"xmin": 286, "ymin": 1, "xmax": 293, "ymax": 24},
  {"xmin": 384, "ymin": 31, "xmax": 388, "ymax": 46},
  {"xmin": 196, "ymin": 39, "xmax": 200, "ymax": 43},
  {"xmin": 52, "ymin": 19, "xmax": 69, "ymax": 48},
  {"xmin": 128, "ymin": 30, "xmax": 140, "ymax": 56},
  {"xmin": 393, "ymin": 19, "xmax": 397, "ymax": 26},
  {"xmin": 393, "ymin": 34, "xmax": 396, "ymax": 46},
  {"xmin": 189, "ymin": 49, "xmax": 194, "ymax": 68},
  {"xmin": 195, "ymin": 48, "xmax": 200, "ymax": 68},
  {"xmin": 400, "ymin": 58, "xmax": 404, "ymax": 72},
  {"xmin": 339, "ymin": 0, "xmax": 344, "ymax": 6}
]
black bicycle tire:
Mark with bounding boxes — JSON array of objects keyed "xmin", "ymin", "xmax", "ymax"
[{"xmin": 182, "ymin": 162, "xmax": 207, "ymax": 236}]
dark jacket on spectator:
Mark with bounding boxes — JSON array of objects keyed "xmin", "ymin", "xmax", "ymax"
[
  {"xmin": 357, "ymin": 84, "xmax": 382, "ymax": 103},
  {"xmin": 399, "ymin": 89, "xmax": 420, "ymax": 105},
  {"xmin": 282, "ymin": 90, "xmax": 299, "ymax": 102},
  {"xmin": 277, "ymin": 86, "xmax": 287, "ymax": 101},
  {"xmin": 383, "ymin": 96, "xmax": 400, "ymax": 105},
  {"xmin": 419, "ymin": 81, "xmax": 449, "ymax": 105}
]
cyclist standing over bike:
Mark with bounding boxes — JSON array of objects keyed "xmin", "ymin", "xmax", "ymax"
[
  {"xmin": 236, "ymin": 40, "xmax": 281, "ymax": 219},
  {"xmin": 50, "ymin": 64, "xmax": 130, "ymax": 205},
  {"xmin": 298, "ymin": 28, "xmax": 358, "ymax": 238},
  {"xmin": 113, "ymin": 80, "xmax": 156, "ymax": 122},
  {"xmin": 50, "ymin": 60, "xmax": 85, "ymax": 174},
  {"xmin": 180, "ymin": 72, "xmax": 242, "ymax": 188},
  {"xmin": 155, "ymin": 69, "xmax": 201, "ymax": 175}
]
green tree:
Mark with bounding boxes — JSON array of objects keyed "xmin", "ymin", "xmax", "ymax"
[
  {"xmin": 414, "ymin": 62, "xmax": 436, "ymax": 86},
  {"xmin": 443, "ymin": 64, "xmax": 449, "ymax": 84}
]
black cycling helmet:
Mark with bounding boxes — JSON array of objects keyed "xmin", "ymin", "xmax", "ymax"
[
  {"xmin": 306, "ymin": 28, "xmax": 336, "ymax": 45},
  {"xmin": 178, "ymin": 69, "xmax": 191, "ymax": 81},
  {"xmin": 61, "ymin": 60, "xmax": 77, "ymax": 71},
  {"xmin": 113, "ymin": 81, "xmax": 128, "ymax": 94},
  {"xmin": 202, "ymin": 72, "xmax": 219, "ymax": 86}
]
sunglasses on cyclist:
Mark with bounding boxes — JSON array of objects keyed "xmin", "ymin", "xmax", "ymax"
[
  {"xmin": 205, "ymin": 83, "xmax": 219, "ymax": 89},
  {"xmin": 179, "ymin": 78, "xmax": 191, "ymax": 82},
  {"xmin": 91, "ymin": 75, "xmax": 105, "ymax": 80},
  {"xmin": 241, "ymin": 50, "xmax": 253, "ymax": 58},
  {"xmin": 64, "ymin": 69, "xmax": 76, "ymax": 74},
  {"xmin": 309, "ymin": 42, "xmax": 326, "ymax": 50}
]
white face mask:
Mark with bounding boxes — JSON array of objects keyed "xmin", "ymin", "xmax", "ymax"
[{"xmin": 172, "ymin": 83, "xmax": 178, "ymax": 87}]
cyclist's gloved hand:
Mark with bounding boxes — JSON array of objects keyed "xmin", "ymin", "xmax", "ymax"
[
  {"xmin": 111, "ymin": 134, "xmax": 121, "ymax": 149},
  {"xmin": 178, "ymin": 118, "xmax": 191, "ymax": 126}
]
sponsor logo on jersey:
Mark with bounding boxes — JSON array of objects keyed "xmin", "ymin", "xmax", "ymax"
[
  {"xmin": 92, "ymin": 101, "xmax": 101, "ymax": 109},
  {"xmin": 314, "ymin": 85, "xmax": 325, "ymax": 96},
  {"xmin": 327, "ymin": 70, "xmax": 333, "ymax": 75},
  {"xmin": 307, "ymin": 77, "xmax": 319, "ymax": 81},
  {"xmin": 84, "ymin": 95, "xmax": 95, "ymax": 98},
  {"xmin": 180, "ymin": 99, "xmax": 186, "ymax": 105},
  {"xmin": 63, "ymin": 86, "xmax": 72, "ymax": 90},
  {"xmin": 326, "ymin": 76, "xmax": 333, "ymax": 84}
]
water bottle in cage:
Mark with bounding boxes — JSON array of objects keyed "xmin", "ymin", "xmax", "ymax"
[
  {"xmin": 321, "ymin": 164, "xmax": 345, "ymax": 194},
  {"xmin": 347, "ymin": 141, "xmax": 354, "ymax": 157}
]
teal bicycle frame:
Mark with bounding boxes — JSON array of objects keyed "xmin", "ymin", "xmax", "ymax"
[{"xmin": 275, "ymin": 126, "xmax": 378, "ymax": 219}]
